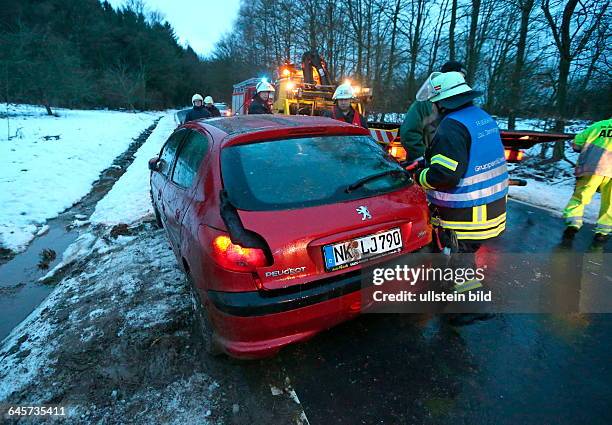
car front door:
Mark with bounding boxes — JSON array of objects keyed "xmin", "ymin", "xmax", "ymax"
[
  {"xmin": 151, "ymin": 129, "xmax": 188, "ymax": 229},
  {"xmin": 163, "ymin": 130, "xmax": 211, "ymax": 253}
]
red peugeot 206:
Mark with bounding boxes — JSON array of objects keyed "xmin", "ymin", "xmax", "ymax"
[{"xmin": 148, "ymin": 115, "xmax": 431, "ymax": 358}]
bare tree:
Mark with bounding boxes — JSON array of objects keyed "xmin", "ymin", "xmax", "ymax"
[
  {"xmin": 542, "ymin": 0, "xmax": 608, "ymax": 160},
  {"xmin": 465, "ymin": 0, "xmax": 481, "ymax": 84},
  {"xmin": 508, "ymin": 0, "xmax": 535, "ymax": 130},
  {"xmin": 448, "ymin": 0, "xmax": 459, "ymax": 61}
]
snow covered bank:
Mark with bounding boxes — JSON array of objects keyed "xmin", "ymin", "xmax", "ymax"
[
  {"xmin": 368, "ymin": 111, "xmax": 591, "ymax": 134},
  {"xmin": 493, "ymin": 117, "xmax": 591, "ymax": 133},
  {"xmin": 90, "ymin": 113, "xmax": 177, "ymax": 225},
  {"xmin": 0, "ymin": 225, "xmax": 307, "ymax": 424},
  {"xmin": 0, "ymin": 225, "xmax": 220, "ymax": 423},
  {"xmin": 509, "ymin": 180, "xmax": 600, "ymax": 223},
  {"xmin": 0, "ymin": 104, "xmax": 162, "ymax": 252},
  {"xmin": 508, "ymin": 142, "xmax": 601, "ymax": 224}
]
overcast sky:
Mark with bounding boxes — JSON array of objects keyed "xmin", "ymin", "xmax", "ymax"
[{"xmin": 106, "ymin": 0, "xmax": 241, "ymax": 57}]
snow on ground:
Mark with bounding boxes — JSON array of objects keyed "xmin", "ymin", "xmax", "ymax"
[
  {"xmin": 493, "ymin": 117, "xmax": 591, "ymax": 133},
  {"xmin": 0, "ymin": 104, "xmax": 162, "ymax": 252},
  {"xmin": 0, "ymin": 225, "xmax": 220, "ymax": 424},
  {"xmin": 508, "ymin": 143, "xmax": 601, "ymax": 223},
  {"xmin": 90, "ymin": 113, "xmax": 177, "ymax": 225},
  {"xmin": 0, "ymin": 224, "xmax": 307, "ymax": 424},
  {"xmin": 369, "ymin": 111, "xmax": 591, "ymax": 135},
  {"xmin": 509, "ymin": 180, "xmax": 601, "ymax": 223}
]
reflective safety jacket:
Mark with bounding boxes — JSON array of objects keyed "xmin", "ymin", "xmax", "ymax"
[
  {"xmin": 574, "ymin": 119, "xmax": 612, "ymax": 178},
  {"xmin": 417, "ymin": 105, "xmax": 508, "ymax": 241}
]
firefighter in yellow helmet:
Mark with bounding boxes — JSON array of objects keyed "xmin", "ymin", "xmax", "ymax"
[{"xmin": 562, "ymin": 118, "xmax": 612, "ymax": 245}]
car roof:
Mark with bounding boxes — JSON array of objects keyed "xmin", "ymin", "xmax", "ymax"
[{"xmin": 187, "ymin": 115, "xmax": 361, "ymax": 139}]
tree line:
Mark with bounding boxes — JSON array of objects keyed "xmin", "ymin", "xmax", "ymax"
[
  {"xmin": 217, "ymin": 0, "xmax": 610, "ymax": 128},
  {"xmin": 1, "ymin": 0, "xmax": 609, "ymax": 128},
  {"xmin": 0, "ymin": 0, "xmax": 209, "ymax": 113}
]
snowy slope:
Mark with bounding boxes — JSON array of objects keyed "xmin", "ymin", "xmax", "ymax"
[
  {"xmin": 90, "ymin": 113, "xmax": 177, "ymax": 225},
  {"xmin": 508, "ymin": 143, "xmax": 601, "ymax": 224},
  {"xmin": 0, "ymin": 104, "xmax": 162, "ymax": 252}
]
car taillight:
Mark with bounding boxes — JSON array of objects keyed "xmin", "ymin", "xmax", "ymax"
[
  {"xmin": 504, "ymin": 148, "xmax": 524, "ymax": 162},
  {"xmin": 211, "ymin": 235, "xmax": 268, "ymax": 272},
  {"xmin": 388, "ymin": 141, "xmax": 407, "ymax": 161}
]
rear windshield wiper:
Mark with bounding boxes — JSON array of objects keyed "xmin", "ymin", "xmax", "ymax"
[{"xmin": 345, "ymin": 169, "xmax": 411, "ymax": 193}]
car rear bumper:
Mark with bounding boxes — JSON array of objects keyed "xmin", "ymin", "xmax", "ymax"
[{"xmin": 207, "ymin": 270, "xmax": 372, "ymax": 358}]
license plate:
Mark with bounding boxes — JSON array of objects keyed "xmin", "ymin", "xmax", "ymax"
[{"xmin": 323, "ymin": 228, "xmax": 402, "ymax": 272}]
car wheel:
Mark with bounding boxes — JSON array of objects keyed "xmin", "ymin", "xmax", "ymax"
[
  {"xmin": 188, "ymin": 278, "xmax": 223, "ymax": 356},
  {"xmin": 150, "ymin": 191, "xmax": 163, "ymax": 228}
]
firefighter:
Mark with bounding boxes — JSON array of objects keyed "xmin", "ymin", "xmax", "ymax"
[
  {"xmin": 415, "ymin": 71, "xmax": 508, "ymax": 324},
  {"xmin": 204, "ymin": 96, "xmax": 221, "ymax": 117},
  {"xmin": 248, "ymin": 80, "xmax": 275, "ymax": 114},
  {"xmin": 400, "ymin": 61, "xmax": 467, "ymax": 160},
  {"xmin": 325, "ymin": 83, "xmax": 368, "ymax": 128},
  {"xmin": 562, "ymin": 118, "xmax": 611, "ymax": 244},
  {"xmin": 185, "ymin": 93, "xmax": 211, "ymax": 122}
]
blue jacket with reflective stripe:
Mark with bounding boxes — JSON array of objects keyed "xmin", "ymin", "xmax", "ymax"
[{"xmin": 427, "ymin": 106, "xmax": 508, "ymax": 208}]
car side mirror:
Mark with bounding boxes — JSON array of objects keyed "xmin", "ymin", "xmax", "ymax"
[{"xmin": 148, "ymin": 156, "xmax": 160, "ymax": 171}]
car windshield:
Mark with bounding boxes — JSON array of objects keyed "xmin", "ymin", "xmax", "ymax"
[{"xmin": 221, "ymin": 135, "xmax": 411, "ymax": 211}]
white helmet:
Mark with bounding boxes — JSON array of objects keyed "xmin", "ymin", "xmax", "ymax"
[
  {"xmin": 416, "ymin": 71, "xmax": 474, "ymax": 104},
  {"xmin": 192, "ymin": 93, "xmax": 203, "ymax": 105},
  {"xmin": 204, "ymin": 95, "xmax": 214, "ymax": 104},
  {"xmin": 332, "ymin": 83, "xmax": 354, "ymax": 100},
  {"xmin": 256, "ymin": 80, "xmax": 275, "ymax": 94}
]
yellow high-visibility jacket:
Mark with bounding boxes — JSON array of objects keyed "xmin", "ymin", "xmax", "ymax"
[{"xmin": 574, "ymin": 119, "xmax": 611, "ymax": 177}]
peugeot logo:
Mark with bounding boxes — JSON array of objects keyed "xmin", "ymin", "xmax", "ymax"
[{"xmin": 356, "ymin": 206, "xmax": 372, "ymax": 221}]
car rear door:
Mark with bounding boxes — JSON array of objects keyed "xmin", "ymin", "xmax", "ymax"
[
  {"xmin": 151, "ymin": 129, "xmax": 188, "ymax": 228},
  {"xmin": 163, "ymin": 130, "xmax": 211, "ymax": 253}
]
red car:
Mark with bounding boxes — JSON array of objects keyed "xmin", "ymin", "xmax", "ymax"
[{"xmin": 148, "ymin": 115, "xmax": 431, "ymax": 359}]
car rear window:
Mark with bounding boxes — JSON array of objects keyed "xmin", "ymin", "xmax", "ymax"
[{"xmin": 221, "ymin": 135, "xmax": 412, "ymax": 211}]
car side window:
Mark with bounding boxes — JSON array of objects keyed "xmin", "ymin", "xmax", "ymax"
[
  {"xmin": 159, "ymin": 129, "xmax": 186, "ymax": 177},
  {"xmin": 171, "ymin": 131, "xmax": 210, "ymax": 188}
]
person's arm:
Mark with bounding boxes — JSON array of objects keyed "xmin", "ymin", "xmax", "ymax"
[
  {"xmin": 399, "ymin": 101, "xmax": 432, "ymax": 160},
  {"xmin": 416, "ymin": 118, "xmax": 469, "ymax": 190}
]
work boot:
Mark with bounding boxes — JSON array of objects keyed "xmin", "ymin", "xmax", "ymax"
[
  {"xmin": 562, "ymin": 226, "xmax": 579, "ymax": 241},
  {"xmin": 593, "ymin": 233, "xmax": 610, "ymax": 244}
]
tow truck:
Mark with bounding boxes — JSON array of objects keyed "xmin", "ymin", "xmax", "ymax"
[
  {"xmin": 232, "ymin": 51, "xmax": 372, "ymax": 117},
  {"xmin": 232, "ymin": 51, "xmax": 574, "ymax": 171}
]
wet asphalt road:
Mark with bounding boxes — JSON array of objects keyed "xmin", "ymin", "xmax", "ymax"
[{"xmin": 275, "ymin": 200, "xmax": 611, "ymax": 425}]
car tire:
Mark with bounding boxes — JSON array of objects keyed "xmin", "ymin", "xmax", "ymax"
[
  {"xmin": 150, "ymin": 191, "xmax": 163, "ymax": 228},
  {"xmin": 188, "ymin": 277, "xmax": 223, "ymax": 356}
]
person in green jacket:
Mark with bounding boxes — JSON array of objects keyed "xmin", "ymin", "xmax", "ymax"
[
  {"xmin": 400, "ymin": 61, "xmax": 467, "ymax": 160},
  {"xmin": 563, "ymin": 118, "xmax": 612, "ymax": 244}
]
